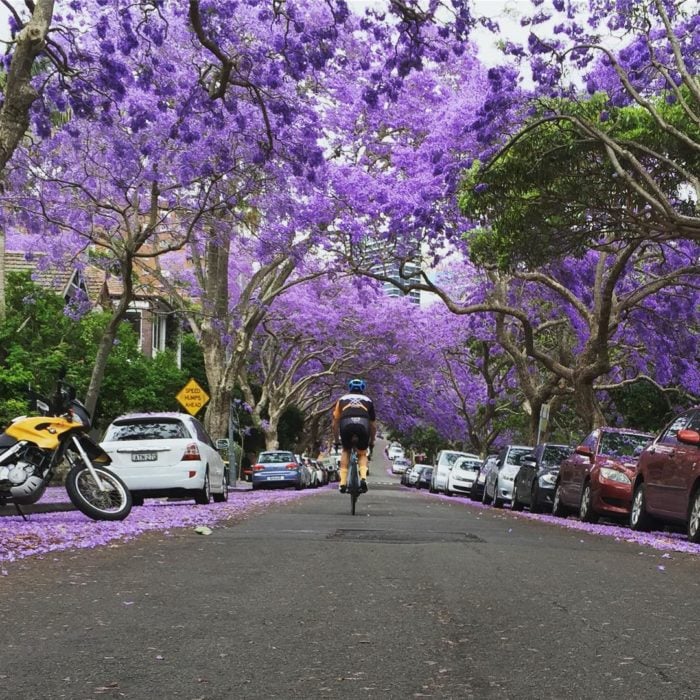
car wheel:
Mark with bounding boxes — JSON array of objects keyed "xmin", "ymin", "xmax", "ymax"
[
  {"xmin": 629, "ymin": 482, "xmax": 654, "ymax": 532},
  {"xmin": 551, "ymin": 483, "xmax": 568, "ymax": 518},
  {"xmin": 687, "ymin": 490, "xmax": 700, "ymax": 543},
  {"xmin": 212, "ymin": 470, "xmax": 229, "ymax": 503},
  {"xmin": 194, "ymin": 470, "xmax": 211, "ymax": 505},
  {"xmin": 511, "ymin": 489, "xmax": 524, "ymax": 512},
  {"xmin": 579, "ymin": 482, "xmax": 599, "ymax": 523},
  {"xmin": 491, "ymin": 479, "xmax": 503, "ymax": 508},
  {"xmin": 530, "ymin": 484, "xmax": 543, "ymax": 514}
]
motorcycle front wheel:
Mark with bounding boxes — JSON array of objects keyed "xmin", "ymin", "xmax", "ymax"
[{"xmin": 66, "ymin": 464, "xmax": 132, "ymax": 521}]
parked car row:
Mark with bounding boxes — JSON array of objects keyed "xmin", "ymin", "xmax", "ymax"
[
  {"xmin": 407, "ymin": 406, "xmax": 700, "ymax": 543},
  {"xmin": 252, "ymin": 451, "xmax": 335, "ymax": 490},
  {"xmin": 401, "ymin": 464, "xmax": 433, "ymax": 490}
]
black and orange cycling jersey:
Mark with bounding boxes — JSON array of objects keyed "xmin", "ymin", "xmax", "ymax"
[{"xmin": 332, "ymin": 393, "xmax": 376, "ymax": 423}]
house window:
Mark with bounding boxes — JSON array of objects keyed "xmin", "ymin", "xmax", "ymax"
[
  {"xmin": 124, "ymin": 310, "xmax": 142, "ymax": 344},
  {"xmin": 152, "ymin": 313, "xmax": 167, "ymax": 355}
]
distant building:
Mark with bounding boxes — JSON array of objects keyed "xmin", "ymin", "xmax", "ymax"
[
  {"xmin": 376, "ymin": 259, "xmax": 422, "ymax": 305},
  {"xmin": 360, "ymin": 239, "xmax": 423, "ymax": 305}
]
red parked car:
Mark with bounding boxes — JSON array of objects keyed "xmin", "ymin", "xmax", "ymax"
[
  {"xmin": 552, "ymin": 427, "xmax": 653, "ymax": 522},
  {"xmin": 630, "ymin": 408, "xmax": 700, "ymax": 542}
]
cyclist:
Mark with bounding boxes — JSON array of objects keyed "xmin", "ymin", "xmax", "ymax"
[{"xmin": 332, "ymin": 378, "xmax": 376, "ymax": 494}]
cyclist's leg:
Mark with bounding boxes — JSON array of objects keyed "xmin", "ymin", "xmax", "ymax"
[
  {"xmin": 338, "ymin": 447, "xmax": 350, "ymax": 487},
  {"xmin": 357, "ymin": 449, "xmax": 369, "ymax": 480},
  {"xmin": 338, "ymin": 419, "xmax": 355, "ymax": 488},
  {"xmin": 355, "ymin": 422, "xmax": 371, "ymax": 489}
]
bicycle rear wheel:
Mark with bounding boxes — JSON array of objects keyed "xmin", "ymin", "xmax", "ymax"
[{"xmin": 351, "ymin": 492, "xmax": 358, "ymax": 515}]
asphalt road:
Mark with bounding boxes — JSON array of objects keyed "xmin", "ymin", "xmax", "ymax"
[{"xmin": 1, "ymin": 449, "xmax": 698, "ymax": 699}]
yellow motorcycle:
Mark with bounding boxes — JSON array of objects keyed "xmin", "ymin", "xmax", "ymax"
[{"xmin": 0, "ymin": 374, "xmax": 132, "ymax": 520}]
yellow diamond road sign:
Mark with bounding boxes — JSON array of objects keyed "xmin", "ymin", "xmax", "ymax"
[{"xmin": 176, "ymin": 378, "xmax": 210, "ymax": 416}]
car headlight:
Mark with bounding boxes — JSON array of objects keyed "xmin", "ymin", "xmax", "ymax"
[
  {"xmin": 599, "ymin": 467, "xmax": 631, "ymax": 484},
  {"xmin": 539, "ymin": 473, "xmax": 557, "ymax": 486}
]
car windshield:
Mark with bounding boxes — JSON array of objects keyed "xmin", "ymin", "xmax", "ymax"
[
  {"xmin": 441, "ymin": 452, "xmax": 470, "ymax": 466},
  {"xmin": 456, "ymin": 458, "xmax": 481, "ymax": 470},
  {"xmin": 598, "ymin": 432, "xmax": 650, "ymax": 458},
  {"xmin": 105, "ymin": 419, "xmax": 189, "ymax": 441},
  {"xmin": 506, "ymin": 448, "xmax": 532, "ymax": 465},
  {"xmin": 541, "ymin": 446, "xmax": 572, "ymax": 467},
  {"xmin": 258, "ymin": 452, "xmax": 295, "ymax": 463}
]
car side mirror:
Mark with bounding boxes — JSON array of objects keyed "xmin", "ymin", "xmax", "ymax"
[
  {"xmin": 677, "ymin": 429, "xmax": 700, "ymax": 446},
  {"xmin": 575, "ymin": 445, "xmax": 593, "ymax": 459}
]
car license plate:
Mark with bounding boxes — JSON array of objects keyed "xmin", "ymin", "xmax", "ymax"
[
  {"xmin": 132, "ymin": 452, "xmax": 157, "ymax": 462},
  {"xmin": 267, "ymin": 475, "xmax": 285, "ymax": 481}
]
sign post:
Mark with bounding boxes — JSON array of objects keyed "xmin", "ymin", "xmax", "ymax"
[
  {"xmin": 176, "ymin": 378, "xmax": 210, "ymax": 417},
  {"xmin": 536, "ymin": 403, "xmax": 550, "ymax": 445}
]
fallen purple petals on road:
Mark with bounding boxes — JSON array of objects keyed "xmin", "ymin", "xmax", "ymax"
[
  {"xmin": 423, "ymin": 489, "xmax": 700, "ymax": 556},
  {"xmin": 0, "ymin": 486, "xmax": 322, "ymax": 568}
]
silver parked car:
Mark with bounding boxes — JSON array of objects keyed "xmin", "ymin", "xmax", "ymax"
[
  {"xmin": 101, "ymin": 412, "xmax": 229, "ymax": 506},
  {"xmin": 483, "ymin": 445, "xmax": 533, "ymax": 508}
]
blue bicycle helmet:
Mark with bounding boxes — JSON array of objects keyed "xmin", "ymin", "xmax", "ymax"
[{"xmin": 347, "ymin": 378, "xmax": 366, "ymax": 393}]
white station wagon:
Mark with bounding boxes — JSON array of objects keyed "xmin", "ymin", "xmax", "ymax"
[{"xmin": 101, "ymin": 413, "xmax": 228, "ymax": 506}]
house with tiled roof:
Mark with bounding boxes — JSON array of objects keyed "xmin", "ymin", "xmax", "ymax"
[{"xmin": 4, "ymin": 250, "xmax": 181, "ymax": 362}]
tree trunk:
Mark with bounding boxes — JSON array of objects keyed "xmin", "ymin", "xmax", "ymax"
[
  {"xmin": 573, "ymin": 379, "xmax": 606, "ymax": 431},
  {"xmin": 0, "ymin": 0, "xmax": 55, "ymax": 173},
  {"xmin": 205, "ymin": 383, "xmax": 232, "ymax": 442},
  {"xmin": 85, "ymin": 316, "xmax": 120, "ymax": 419},
  {"xmin": 263, "ymin": 410, "xmax": 283, "ymax": 450},
  {"xmin": 201, "ymin": 338, "xmax": 233, "ymax": 440},
  {"xmin": 527, "ymin": 404, "xmax": 540, "ymax": 447}
]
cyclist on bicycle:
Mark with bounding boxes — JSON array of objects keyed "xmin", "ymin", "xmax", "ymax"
[{"xmin": 332, "ymin": 378, "xmax": 376, "ymax": 494}]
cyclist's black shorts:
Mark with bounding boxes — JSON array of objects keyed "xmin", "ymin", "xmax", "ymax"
[{"xmin": 339, "ymin": 416, "xmax": 371, "ymax": 450}]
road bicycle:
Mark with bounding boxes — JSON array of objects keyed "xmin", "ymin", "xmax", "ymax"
[
  {"xmin": 346, "ymin": 445, "xmax": 362, "ymax": 516},
  {"xmin": 335, "ymin": 441, "xmax": 368, "ymax": 515}
]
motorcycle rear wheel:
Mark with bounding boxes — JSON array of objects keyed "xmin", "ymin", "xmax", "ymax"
[{"xmin": 66, "ymin": 464, "xmax": 132, "ymax": 521}]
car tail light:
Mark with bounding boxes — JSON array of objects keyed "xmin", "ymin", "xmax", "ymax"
[
  {"xmin": 286, "ymin": 463, "xmax": 298, "ymax": 470},
  {"xmin": 182, "ymin": 443, "xmax": 201, "ymax": 461},
  {"xmin": 253, "ymin": 464, "xmax": 265, "ymax": 471}
]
